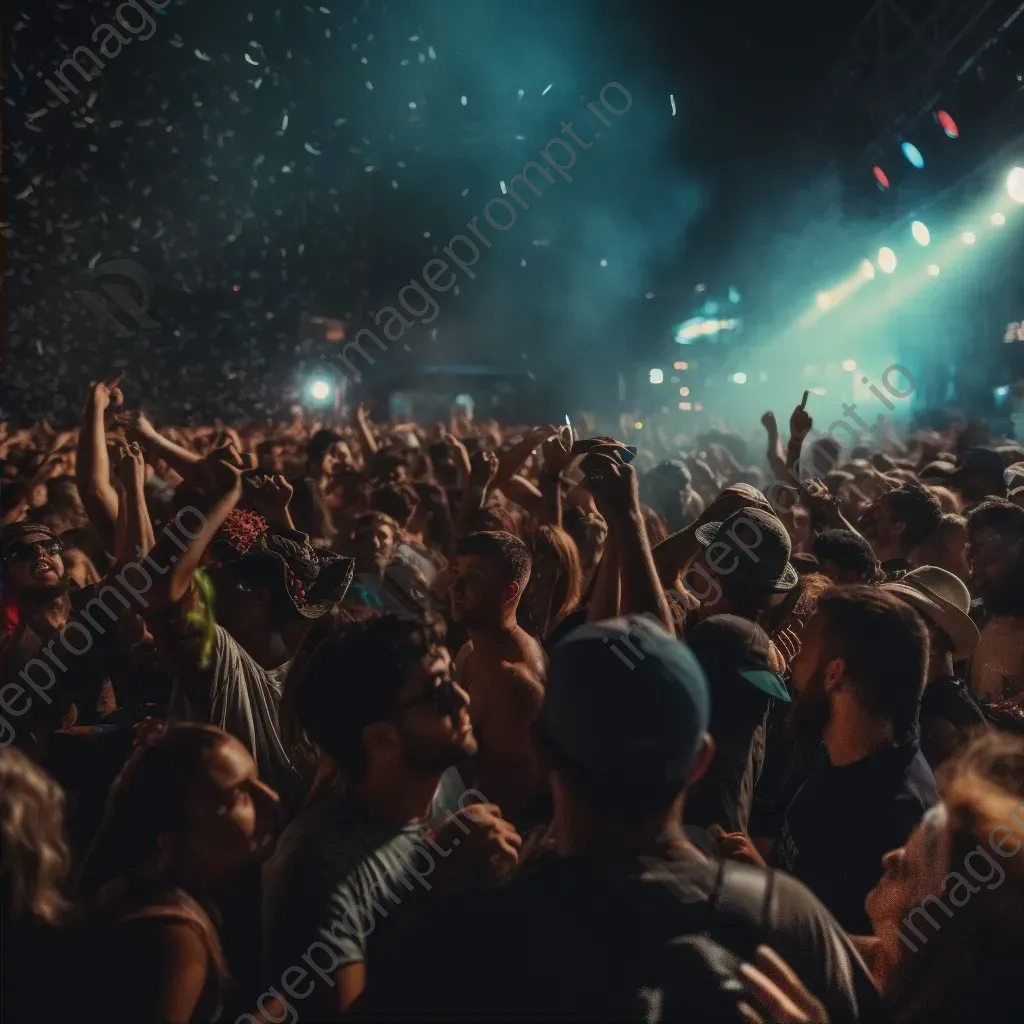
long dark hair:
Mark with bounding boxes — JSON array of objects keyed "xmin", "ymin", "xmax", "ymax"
[{"xmin": 77, "ymin": 723, "xmax": 227, "ymax": 900}]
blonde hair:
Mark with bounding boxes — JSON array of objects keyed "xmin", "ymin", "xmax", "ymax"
[
  {"xmin": 887, "ymin": 733, "xmax": 1024, "ymax": 1023},
  {"xmin": 523, "ymin": 525, "xmax": 583, "ymax": 638},
  {"xmin": 0, "ymin": 748, "xmax": 70, "ymax": 925}
]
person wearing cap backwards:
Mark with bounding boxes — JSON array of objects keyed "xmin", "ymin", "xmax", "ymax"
[
  {"xmin": 685, "ymin": 615, "xmax": 792, "ymax": 837},
  {"xmin": 353, "ymin": 616, "xmax": 884, "ymax": 1023},
  {"xmin": 722, "ymin": 587, "xmax": 937, "ymax": 936},
  {"xmin": 883, "ymin": 566, "xmax": 986, "ymax": 769}
]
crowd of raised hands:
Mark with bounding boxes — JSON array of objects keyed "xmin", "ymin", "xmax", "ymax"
[{"xmin": 4, "ymin": 376, "xmax": 1024, "ymax": 1023}]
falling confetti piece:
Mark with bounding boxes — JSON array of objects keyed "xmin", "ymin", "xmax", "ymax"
[
  {"xmin": 15, "ymin": 185, "xmax": 33, "ymax": 199},
  {"xmin": 670, "ymin": 93, "xmax": 676, "ymax": 116},
  {"xmin": 391, "ymin": 180, "xmax": 398, "ymax": 188},
  {"xmin": 645, "ymin": 292, "xmax": 655, "ymax": 299},
  {"xmin": 460, "ymin": 95, "xmax": 467, "ymax": 106},
  {"xmin": 194, "ymin": 48, "xmax": 211, "ymax": 61},
  {"xmin": 304, "ymin": 143, "xmax": 321, "ymax": 155},
  {"xmin": 169, "ymin": 37, "xmax": 183, "ymax": 47},
  {"xmin": 409, "ymin": 101, "xmax": 416, "ymax": 109},
  {"xmin": 365, "ymin": 165, "xmax": 375, "ymax": 172},
  {"xmin": 520, "ymin": 259, "xmax": 527, "ymax": 267},
  {"xmin": 409, "ymin": 35, "xmax": 419, "ymax": 41},
  {"xmin": 366, "ymin": 81, "xmax": 373, "ymax": 90},
  {"xmin": 600, "ymin": 259, "xmax": 608, "ymax": 267},
  {"xmin": 423, "ymin": 231, "xmax": 431, "ymax": 238},
  {"xmin": 461, "ymin": 188, "xmax": 469, "ymax": 196},
  {"xmin": 279, "ymin": 112, "xmax": 289, "ymax": 133},
  {"xmin": 500, "ymin": 181, "xmax": 507, "ymax": 194},
  {"xmin": 245, "ymin": 53, "xmax": 258, "ymax": 65},
  {"xmin": 517, "ymin": 88, "xmax": 524, "ymax": 99},
  {"xmin": 418, "ymin": 53, "xmax": 425, "ymax": 63},
  {"xmin": 542, "ymin": 83, "xmax": 552, "ymax": 95},
  {"xmin": 428, "ymin": 45, "xmax": 436, "ymax": 59},
  {"xmin": 253, "ymin": 77, "xmax": 262, "ymax": 89},
  {"xmin": 26, "ymin": 108, "xmax": 47, "ymax": 120},
  {"xmin": 515, "ymin": 134, "xmax": 524, "ymax": 141}
]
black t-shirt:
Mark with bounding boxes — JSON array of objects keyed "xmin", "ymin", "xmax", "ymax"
[
  {"xmin": 921, "ymin": 676, "xmax": 986, "ymax": 731},
  {"xmin": 353, "ymin": 850, "xmax": 885, "ymax": 1023},
  {"xmin": 770, "ymin": 740, "xmax": 938, "ymax": 934}
]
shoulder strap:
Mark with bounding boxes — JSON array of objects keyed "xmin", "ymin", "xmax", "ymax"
[{"xmin": 707, "ymin": 858, "xmax": 774, "ymax": 960}]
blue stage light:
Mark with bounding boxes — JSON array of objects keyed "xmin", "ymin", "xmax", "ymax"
[{"xmin": 902, "ymin": 142, "xmax": 924, "ymax": 169}]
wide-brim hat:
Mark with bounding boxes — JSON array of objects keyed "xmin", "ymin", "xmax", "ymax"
[
  {"xmin": 210, "ymin": 510, "xmax": 354, "ymax": 619},
  {"xmin": 883, "ymin": 566, "xmax": 979, "ymax": 660},
  {"xmin": 694, "ymin": 507, "xmax": 799, "ymax": 594}
]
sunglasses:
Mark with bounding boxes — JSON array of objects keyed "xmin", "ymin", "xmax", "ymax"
[
  {"xmin": 5, "ymin": 538, "xmax": 64, "ymax": 563},
  {"xmin": 396, "ymin": 678, "xmax": 461, "ymax": 718}
]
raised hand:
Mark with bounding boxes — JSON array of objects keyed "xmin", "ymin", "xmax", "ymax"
[
  {"xmin": 579, "ymin": 443, "xmax": 639, "ymax": 517},
  {"xmin": 243, "ymin": 471, "xmax": 294, "ymax": 519},
  {"xmin": 115, "ymin": 441, "xmax": 146, "ymax": 490},
  {"xmin": 113, "ymin": 408, "xmax": 158, "ymax": 442},
  {"xmin": 469, "ymin": 449, "xmax": 499, "ymax": 488},
  {"xmin": 203, "ymin": 442, "xmax": 245, "ymax": 499},
  {"xmin": 432, "ymin": 803, "xmax": 521, "ymax": 884},
  {"xmin": 761, "ymin": 411, "xmax": 779, "ymax": 436},
  {"xmin": 542, "ymin": 425, "xmax": 574, "ymax": 475},
  {"xmin": 88, "ymin": 374, "xmax": 125, "ymax": 415},
  {"xmin": 789, "ymin": 391, "xmax": 813, "ymax": 442}
]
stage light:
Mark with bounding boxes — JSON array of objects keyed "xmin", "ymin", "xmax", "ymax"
[
  {"xmin": 1008, "ymin": 167, "xmax": 1024, "ymax": 203},
  {"xmin": 992, "ymin": 212, "xmax": 1006, "ymax": 227},
  {"xmin": 634, "ymin": 421, "xmax": 644, "ymax": 430},
  {"xmin": 902, "ymin": 142, "xmax": 924, "ymax": 168},
  {"xmin": 679, "ymin": 386, "xmax": 690, "ymax": 396},
  {"xmin": 678, "ymin": 402, "xmax": 692, "ymax": 411},
  {"xmin": 816, "ymin": 292, "xmax": 832, "ymax": 311},
  {"xmin": 937, "ymin": 111, "xmax": 959, "ymax": 139},
  {"xmin": 649, "ymin": 368, "xmax": 664, "ymax": 384},
  {"xmin": 732, "ymin": 372, "xmax": 747, "ymax": 384},
  {"xmin": 309, "ymin": 379, "xmax": 331, "ymax": 401},
  {"xmin": 995, "ymin": 386, "xmax": 1011, "ymax": 399},
  {"xmin": 673, "ymin": 361, "xmax": 689, "ymax": 370},
  {"xmin": 842, "ymin": 359, "xmax": 857, "ymax": 372},
  {"xmin": 878, "ymin": 247, "xmax": 897, "ymax": 273},
  {"xmin": 927, "ymin": 264, "xmax": 941, "ymax": 277},
  {"xmin": 962, "ymin": 231, "xmax": 977, "ymax": 245},
  {"xmin": 911, "ymin": 221, "xmax": 930, "ymax": 246},
  {"xmin": 872, "ymin": 166, "xmax": 890, "ymax": 190},
  {"xmin": 859, "ymin": 259, "xmax": 876, "ymax": 280}
]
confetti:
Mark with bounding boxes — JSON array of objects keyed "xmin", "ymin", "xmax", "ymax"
[
  {"xmin": 460, "ymin": 95, "xmax": 467, "ymax": 106},
  {"xmin": 245, "ymin": 53, "xmax": 259, "ymax": 65},
  {"xmin": 600, "ymin": 259, "xmax": 608, "ymax": 267},
  {"xmin": 542, "ymin": 83, "xmax": 552, "ymax": 95},
  {"xmin": 366, "ymin": 81, "xmax": 373, "ymax": 90},
  {"xmin": 428, "ymin": 45, "xmax": 436, "ymax": 59},
  {"xmin": 304, "ymin": 143, "xmax": 321, "ymax": 155},
  {"xmin": 517, "ymin": 89, "xmax": 524, "ymax": 99},
  {"xmin": 670, "ymin": 93, "xmax": 676, "ymax": 116},
  {"xmin": 408, "ymin": 102, "xmax": 417, "ymax": 109},
  {"xmin": 500, "ymin": 181, "xmax": 507, "ymax": 194},
  {"xmin": 279, "ymin": 112, "xmax": 289, "ymax": 133},
  {"xmin": 194, "ymin": 48, "xmax": 212, "ymax": 62}
]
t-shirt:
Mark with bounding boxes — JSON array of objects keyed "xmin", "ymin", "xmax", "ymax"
[
  {"xmin": 262, "ymin": 794, "xmax": 432, "ymax": 982},
  {"xmin": 771, "ymin": 740, "xmax": 938, "ymax": 934},
  {"xmin": 169, "ymin": 624, "xmax": 301, "ymax": 804},
  {"xmin": 351, "ymin": 850, "xmax": 886, "ymax": 1023}
]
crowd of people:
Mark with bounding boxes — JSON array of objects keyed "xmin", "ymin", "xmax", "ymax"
[{"xmin": 3, "ymin": 377, "xmax": 1024, "ymax": 1023}]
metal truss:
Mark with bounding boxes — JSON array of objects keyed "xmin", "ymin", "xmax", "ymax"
[{"xmin": 818, "ymin": 0, "xmax": 1024, "ymax": 154}]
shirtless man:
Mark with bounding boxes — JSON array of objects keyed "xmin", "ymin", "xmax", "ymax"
[{"xmin": 450, "ymin": 530, "xmax": 548, "ymax": 829}]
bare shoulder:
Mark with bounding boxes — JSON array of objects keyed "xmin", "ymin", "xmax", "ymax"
[
  {"xmin": 511, "ymin": 627, "xmax": 548, "ymax": 680},
  {"xmin": 496, "ymin": 660, "xmax": 545, "ymax": 710}
]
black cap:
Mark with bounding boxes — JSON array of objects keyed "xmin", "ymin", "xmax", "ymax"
[
  {"xmin": 686, "ymin": 615, "xmax": 791, "ymax": 702},
  {"xmin": 694, "ymin": 507, "xmax": 798, "ymax": 593},
  {"xmin": 538, "ymin": 616, "xmax": 710, "ymax": 789}
]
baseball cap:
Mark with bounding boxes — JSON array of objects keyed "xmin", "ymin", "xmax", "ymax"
[
  {"xmin": 694, "ymin": 507, "xmax": 799, "ymax": 593},
  {"xmin": 686, "ymin": 615, "xmax": 791, "ymax": 702},
  {"xmin": 537, "ymin": 617, "xmax": 710, "ymax": 790}
]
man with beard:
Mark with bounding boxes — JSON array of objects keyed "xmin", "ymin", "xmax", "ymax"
[
  {"xmin": 857, "ymin": 486, "xmax": 943, "ymax": 580},
  {"xmin": 721, "ymin": 586, "xmax": 937, "ymax": 934},
  {"xmin": 0, "ymin": 522, "xmax": 126, "ymax": 751},
  {"xmin": 966, "ymin": 499, "xmax": 1024, "ymax": 702},
  {"xmin": 262, "ymin": 613, "xmax": 520, "ymax": 1018}
]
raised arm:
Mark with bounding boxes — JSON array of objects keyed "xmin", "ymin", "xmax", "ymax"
[
  {"xmin": 580, "ymin": 443, "xmax": 671, "ymax": 631},
  {"xmin": 76, "ymin": 377, "xmax": 123, "ymax": 550},
  {"xmin": 113, "ymin": 442, "xmax": 155, "ymax": 566},
  {"xmin": 115, "ymin": 410, "xmax": 203, "ymax": 479}
]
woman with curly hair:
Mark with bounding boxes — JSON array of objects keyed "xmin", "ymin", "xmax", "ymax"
[
  {"xmin": 74, "ymin": 722, "xmax": 279, "ymax": 1024},
  {"xmin": 1, "ymin": 748, "xmax": 71, "ymax": 1022}
]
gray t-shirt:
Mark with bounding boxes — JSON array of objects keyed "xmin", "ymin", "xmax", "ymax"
[{"xmin": 262, "ymin": 793, "xmax": 432, "ymax": 976}]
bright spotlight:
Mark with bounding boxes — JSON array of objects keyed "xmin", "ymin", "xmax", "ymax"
[
  {"xmin": 859, "ymin": 259, "xmax": 876, "ymax": 280},
  {"xmin": 842, "ymin": 359, "xmax": 857, "ymax": 372},
  {"xmin": 937, "ymin": 111, "xmax": 959, "ymax": 139},
  {"xmin": 649, "ymin": 368, "xmax": 664, "ymax": 384},
  {"xmin": 902, "ymin": 141, "xmax": 924, "ymax": 168},
  {"xmin": 962, "ymin": 231, "xmax": 977, "ymax": 245},
  {"xmin": 926, "ymin": 264, "xmax": 941, "ymax": 277},
  {"xmin": 991, "ymin": 212, "xmax": 1006, "ymax": 227},
  {"xmin": 309, "ymin": 379, "xmax": 331, "ymax": 401},
  {"xmin": 1008, "ymin": 167, "xmax": 1024, "ymax": 204},
  {"xmin": 679, "ymin": 386, "xmax": 690, "ymax": 396},
  {"xmin": 816, "ymin": 292, "xmax": 832, "ymax": 311},
  {"xmin": 878, "ymin": 247, "xmax": 898, "ymax": 273},
  {"xmin": 911, "ymin": 221, "xmax": 930, "ymax": 246},
  {"xmin": 732, "ymin": 372, "xmax": 747, "ymax": 385},
  {"xmin": 634, "ymin": 421, "xmax": 644, "ymax": 430}
]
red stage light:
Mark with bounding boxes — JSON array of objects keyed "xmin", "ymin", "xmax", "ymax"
[
  {"xmin": 937, "ymin": 110, "xmax": 959, "ymax": 139},
  {"xmin": 872, "ymin": 165, "xmax": 890, "ymax": 190}
]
